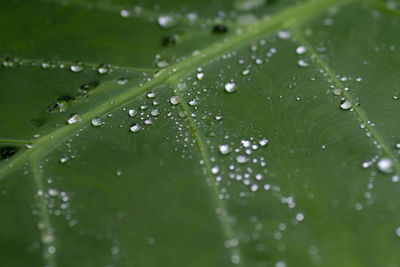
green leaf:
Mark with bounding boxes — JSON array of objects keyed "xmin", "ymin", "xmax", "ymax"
[{"xmin": 1, "ymin": 0, "xmax": 400, "ymax": 266}]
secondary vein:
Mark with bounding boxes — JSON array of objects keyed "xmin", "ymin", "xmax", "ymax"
[
  {"xmin": 31, "ymin": 157, "xmax": 57, "ymax": 267},
  {"xmin": 291, "ymin": 27, "xmax": 400, "ymax": 173}
]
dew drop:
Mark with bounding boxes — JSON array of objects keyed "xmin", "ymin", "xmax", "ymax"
[
  {"xmin": 70, "ymin": 61, "xmax": 84, "ymax": 73},
  {"xmin": 275, "ymin": 261, "xmax": 286, "ymax": 267},
  {"xmin": 158, "ymin": 15, "xmax": 174, "ymax": 28},
  {"xmin": 41, "ymin": 61, "xmax": 50, "ymax": 69},
  {"xmin": 97, "ymin": 64, "xmax": 110, "ymax": 74},
  {"xmin": 298, "ymin": 59, "xmax": 309, "ymax": 67},
  {"xmin": 151, "ymin": 108, "xmax": 160, "ymax": 117},
  {"xmin": 278, "ymin": 30, "xmax": 291, "ymax": 40},
  {"xmin": 59, "ymin": 155, "xmax": 69, "ymax": 163},
  {"xmin": 196, "ymin": 72, "xmax": 204, "ymax": 80},
  {"xmin": 120, "ymin": 9, "xmax": 130, "ymax": 18},
  {"xmin": 130, "ymin": 123, "xmax": 141, "ymax": 133},
  {"xmin": 241, "ymin": 69, "xmax": 250, "ymax": 76},
  {"xmin": 251, "ymin": 184, "xmax": 258, "ymax": 192},
  {"xmin": 118, "ymin": 78, "xmax": 128, "ymax": 85},
  {"xmin": 377, "ymin": 158, "xmax": 393, "ymax": 174},
  {"xmin": 296, "ymin": 213, "xmax": 305, "ymax": 221},
  {"xmin": 225, "ymin": 82, "xmax": 236, "ymax": 93},
  {"xmin": 236, "ymin": 155, "xmax": 249, "ymax": 164},
  {"xmin": 396, "ymin": 226, "xmax": 400, "ymax": 237},
  {"xmin": 296, "ymin": 45, "xmax": 307, "ymax": 55},
  {"xmin": 340, "ymin": 99, "xmax": 352, "ymax": 110},
  {"xmin": 259, "ymin": 138, "xmax": 269, "ymax": 147},
  {"xmin": 213, "ymin": 24, "xmax": 228, "ymax": 34},
  {"xmin": 128, "ymin": 109, "xmax": 137, "ymax": 117},
  {"xmin": 170, "ymin": 95, "xmax": 180, "ymax": 105},
  {"xmin": 231, "ymin": 254, "xmax": 240, "ymax": 264},
  {"xmin": 91, "ymin": 118, "xmax": 102, "ymax": 127},
  {"xmin": 162, "ymin": 35, "xmax": 176, "ymax": 47},
  {"xmin": 211, "ymin": 166, "xmax": 220, "ymax": 174},
  {"xmin": 219, "ymin": 144, "xmax": 231, "ymax": 155},
  {"xmin": 67, "ymin": 114, "xmax": 81, "ymax": 125},
  {"xmin": 395, "ymin": 142, "xmax": 400, "ymax": 149}
]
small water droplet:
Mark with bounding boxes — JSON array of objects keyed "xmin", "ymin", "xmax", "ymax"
[
  {"xmin": 162, "ymin": 35, "xmax": 176, "ymax": 47},
  {"xmin": 67, "ymin": 114, "xmax": 81, "ymax": 125},
  {"xmin": 130, "ymin": 123, "xmax": 141, "ymax": 133},
  {"xmin": 340, "ymin": 99, "xmax": 352, "ymax": 110},
  {"xmin": 118, "ymin": 78, "xmax": 128, "ymax": 85},
  {"xmin": 170, "ymin": 95, "xmax": 180, "ymax": 105},
  {"xmin": 120, "ymin": 9, "xmax": 130, "ymax": 18},
  {"xmin": 196, "ymin": 72, "xmax": 204, "ymax": 80},
  {"xmin": 298, "ymin": 59, "xmax": 309, "ymax": 67},
  {"xmin": 128, "ymin": 109, "xmax": 137, "ymax": 117},
  {"xmin": 59, "ymin": 155, "xmax": 69, "ymax": 163},
  {"xmin": 158, "ymin": 15, "xmax": 174, "ymax": 28},
  {"xmin": 278, "ymin": 30, "xmax": 291, "ymax": 40},
  {"xmin": 41, "ymin": 61, "xmax": 51, "ymax": 69},
  {"xmin": 236, "ymin": 155, "xmax": 249, "ymax": 164},
  {"xmin": 231, "ymin": 254, "xmax": 240, "ymax": 264},
  {"xmin": 219, "ymin": 144, "xmax": 231, "ymax": 155},
  {"xmin": 70, "ymin": 61, "xmax": 84, "ymax": 73},
  {"xmin": 275, "ymin": 261, "xmax": 286, "ymax": 267},
  {"xmin": 151, "ymin": 108, "xmax": 160, "ymax": 117},
  {"xmin": 377, "ymin": 158, "xmax": 393, "ymax": 174},
  {"xmin": 396, "ymin": 226, "xmax": 400, "ymax": 237},
  {"xmin": 241, "ymin": 69, "xmax": 250, "ymax": 76},
  {"xmin": 91, "ymin": 118, "xmax": 102, "ymax": 127},
  {"xmin": 97, "ymin": 64, "xmax": 110, "ymax": 74},
  {"xmin": 147, "ymin": 91, "xmax": 156, "ymax": 98},
  {"xmin": 225, "ymin": 82, "xmax": 236, "ymax": 93},
  {"xmin": 296, "ymin": 213, "xmax": 305, "ymax": 221},
  {"xmin": 211, "ymin": 166, "xmax": 220, "ymax": 174},
  {"xmin": 395, "ymin": 142, "xmax": 400, "ymax": 149},
  {"xmin": 259, "ymin": 138, "xmax": 269, "ymax": 147},
  {"xmin": 251, "ymin": 184, "xmax": 258, "ymax": 192},
  {"xmin": 296, "ymin": 45, "xmax": 307, "ymax": 55}
]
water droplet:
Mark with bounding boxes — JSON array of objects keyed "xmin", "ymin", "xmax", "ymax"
[
  {"xmin": 219, "ymin": 144, "xmax": 231, "ymax": 155},
  {"xmin": 157, "ymin": 59, "xmax": 169, "ymax": 68},
  {"xmin": 48, "ymin": 246, "xmax": 56, "ymax": 254},
  {"xmin": 67, "ymin": 114, "xmax": 81, "ymax": 125},
  {"xmin": 251, "ymin": 184, "xmax": 258, "ymax": 191},
  {"xmin": 170, "ymin": 95, "xmax": 180, "ymax": 105},
  {"xmin": 130, "ymin": 123, "xmax": 141, "ymax": 133},
  {"xmin": 151, "ymin": 108, "xmax": 160, "ymax": 117},
  {"xmin": 118, "ymin": 78, "xmax": 128, "ymax": 85},
  {"xmin": 356, "ymin": 77, "xmax": 362, "ymax": 82},
  {"xmin": 231, "ymin": 254, "xmax": 240, "ymax": 264},
  {"xmin": 78, "ymin": 81, "xmax": 99, "ymax": 94},
  {"xmin": 147, "ymin": 91, "xmax": 156, "ymax": 98},
  {"xmin": 0, "ymin": 146, "xmax": 18, "ymax": 160},
  {"xmin": 395, "ymin": 142, "xmax": 400, "ymax": 149},
  {"xmin": 236, "ymin": 155, "xmax": 249, "ymax": 164},
  {"xmin": 296, "ymin": 45, "xmax": 307, "ymax": 55},
  {"xmin": 259, "ymin": 138, "xmax": 269, "ymax": 147},
  {"xmin": 158, "ymin": 15, "xmax": 174, "ymax": 28},
  {"xmin": 97, "ymin": 64, "xmax": 110, "ymax": 74},
  {"xmin": 211, "ymin": 166, "xmax": 220, "ymax": 174},
  {"xmin": 332, "ymin": 88, "xmax": 343, "ymax": 96},
  {"xmin": 296, "ymin": 213, "xmax": 305, "ymax": 221},
  {"xmin": 255, "ymin": 173, "xmax": 263, "ymax": 180},
  {"xmin": 396, "ymin": 226, "xmax": 400, "ymax": 237},
  {"xmin": 298, "ymin": 59, "xmax": 309, "ymax": 67},
  {"xmin": 392, "ymin": 175, "xmax": 399, "ymax": 182},
  {"xmin": 241, "ymin": 69, "xmax": 250, "ymax": 76},
  {"xmin": 278, "ymin": 30, "xmax": 291, "ymax": 40},
  {"xmin": 263, "ymin": 184, "xmax": 271, "ymax": 190},
  {"xmin": 377, "ymin": 158, "xmax": 393, "ymax": 174},
  {"xmin": 116, "ymin": 170, "xmax": 122, "ymax": 176},
  {"xmin": 225, "ymin": 82, "xmax": 236, "ymax": 93},
  {"xmin": 41, "ymin": 61, "xmax": 50, "ymax": 69},
  {"xmin": 275, "ymin": 261, "xmax": 286, "ymax": 267},
  {"xmin": 59, "ymin": 155, "xmax": 69, "ymax": 163},
  {"xmin": 196, "ymin": 72, "xmax": 204, "ymax": 80},
  {"xmin": 2, "ymin": 57, "xmax": 14, "ymax": 67},
  {"xmin": 91, "ymin": 118, "xmax": 102, "ymax": 127},
  {"xmin": 120, "ymin": 9, "xmax": 130, "ymax": 18},
  {"xmin": 340, "ymin": 99, "xmax": 352, "ymax": 110},
  {"xmin": 70, "ymin": 61, "xmax": 84, "ymax": 73},
  {"xmin": 128, "ymin": 109, "xmax": 137, "ymax": 117}
]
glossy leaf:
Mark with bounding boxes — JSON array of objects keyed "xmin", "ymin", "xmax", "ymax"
[{"xmin": 1, "ymin": 0, "xmax": 400, "ymax": 266}]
